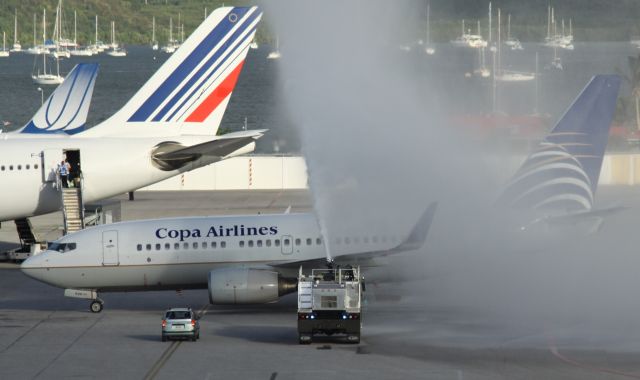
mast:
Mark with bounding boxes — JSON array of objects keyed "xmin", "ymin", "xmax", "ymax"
[
  {"xmin": 152, "ymin": 16, "xmax": 155, "ymax": 43},
  {"xmin": 14, "ymin": 9, "xmax": 18, "ymax": 45},
  {"xmin": 33, "ymin": 13, "xmax": 36, "ymax": 47},
  {"xmin": 569, "ymin": 18, "xmax": 572, "ymax": 36},
  {"xmin": 426, "ymin": 2, "xmax": 430, "ymax": 44},
  {"xmin": 497, "ymin": 8, "xmax": 501, "ymax": 75},
  {"xmin": 43, "ymin": 9, "xmax": 46, "ymax": 74},
  {"xmin": 547, "ymin": 5, "xmax": 551, "ymax": 39},
  {"xmin": 488, "ymin": 2, "xmax": 492, "ymax": 43},
  {"xmin": 95, "ymin": 15, "xmax": 98, "ymax": 45},
  {"xmin": 462, "ymin": 19, "xmax": 465, "ymax": 36},
  {"xmin": 169, "ymin": 17, "xmax": 173, "ymax": 43},
  {"xmin": 507, "ymin": 14, "xmax": 511, "ymax": 40},
  {"xmin": 111, "ymin": 21, "xmax": 115, "ymax": 46},
  {"xmin": 74, "ymin": 10, "xmax": 77, "ymax": 46}
]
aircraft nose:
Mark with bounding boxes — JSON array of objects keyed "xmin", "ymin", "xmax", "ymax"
[{"xmin": 20, "ymin": 254, "xmax": 47, "ymax": 280}]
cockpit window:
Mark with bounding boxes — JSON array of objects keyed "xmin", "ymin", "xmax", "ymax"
[{"xmin": 47, "ymin": 242, "xmax": 77, "ymax": 253}]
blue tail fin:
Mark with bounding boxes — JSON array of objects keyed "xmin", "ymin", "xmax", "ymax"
[
  {"xmin": 19, "ymin": 63, "xmax": 99, "ymax": 135},
  {"xmin": 499, "ymin": 75, "xmax": 621, "ymax": 212}
]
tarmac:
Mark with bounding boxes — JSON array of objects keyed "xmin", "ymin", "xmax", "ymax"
[{"xmin": 2, "ymin": 188, "xmax": 640, "ymax": 379}]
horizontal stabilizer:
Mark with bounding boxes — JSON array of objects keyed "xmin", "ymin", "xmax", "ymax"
[
  {"xmin": 151, "ymin": 130, "xmax": 265, "ymax": 170},
  {"xmin": 20, "ymin": 63, "xmax": 99, "ymax": 135}
]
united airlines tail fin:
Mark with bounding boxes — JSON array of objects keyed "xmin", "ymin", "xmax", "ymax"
[
  {"xmin": 19, "ymin": 63, "xmax": 98, "ymax": 135},
  {"xmin": 80, "ymin": 6, "xmax": 262, "ymax": 138},
  {"xmin": 498, "ymin": 75, "xmax": 621, "ymax": 212}
]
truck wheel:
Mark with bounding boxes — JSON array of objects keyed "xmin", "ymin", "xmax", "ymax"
[
  {"xmin": 349, "ymin": 334, "xmax": 360, "ymax": 344},
  {"xmin": 299, "ymin": 334, "xmax": 311, "ymax": 344},
  {"xmin": 161, "ymin": 336, "xmax": 167, "ymax": 342}
]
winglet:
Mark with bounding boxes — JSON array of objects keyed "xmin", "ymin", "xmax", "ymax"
[{"xmin": 396, "ymin": 202, "xmax": 438, "ymax": 251}]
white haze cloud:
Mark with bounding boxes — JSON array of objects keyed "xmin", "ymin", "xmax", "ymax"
[{"xmin": 261, "ymin": 0, "xmax": 640, "ymax": 351}]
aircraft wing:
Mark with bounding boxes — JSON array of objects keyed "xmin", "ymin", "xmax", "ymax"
[
  {"xmin": 269, "ymin": 202, "xmax": 438, "ymax": 269},
  {"xmin": 153, "ymin": 130, "xmax": 267, "ymax": 162}
]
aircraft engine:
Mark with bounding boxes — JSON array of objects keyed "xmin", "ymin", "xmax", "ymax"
[{"xmin": 207, "ymin": 268, "xmax": 297, "ymax": 304}]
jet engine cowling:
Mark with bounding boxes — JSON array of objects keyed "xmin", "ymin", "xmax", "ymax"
[{"xmin": 207, "ymin": 268, "xmax": 297, "ymax": 304}]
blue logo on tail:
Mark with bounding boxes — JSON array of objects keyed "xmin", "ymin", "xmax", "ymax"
[
  {"xmin": 21, "ymin": 63, "xmax": 99, "ymax": 135},
  {"xmin": 499, "ymin": 75, "xmax": 621, "ymax": 211}
]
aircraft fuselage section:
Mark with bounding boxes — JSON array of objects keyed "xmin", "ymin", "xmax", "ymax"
[{"xmin": 0, "ymin": 135, "xmax": 220, "ymax": 221}]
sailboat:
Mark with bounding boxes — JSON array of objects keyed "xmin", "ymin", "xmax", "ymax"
[
  {"xmin": 50, "ymin": 0, "xmax": 71, "ymax": 59},
  {"xmin": 494, "ymin": 9, "xmax": 535, "ymax": 82},
  {"xmin": 162, "ymin": 17, "xmax": 178, "ymax": 53},
  {"xmin": 26, "ymin": 13, "xmax": 44, "ymax": 55},
  {"xmin": 32, "ymin": 9, "xmax": 64, "ymax": 85},
  {"xmin": 473, "ymin": 47, "xmax": 490, "ymax": 78},
  {"xmin": 504, "ymin": 14, "xmax": 523, "ymax": 51},
  {"xmin": 10, "ymin": 9, "xmax": 21, "ymax": 52},
  {"xmin": 151, "ymin": 16, "xmax": 159, "ymax": 50},
  {"xmin": 107, "ymin": 21, "xmax": 126, "ymax": 57},
  {"xmin": 0, "ymin": 32, "xmax": 11, "ymax": 58},
  {"xmin": 451, "ymin": 19, "xmax": 487, "ymax": 48},
  {"xmin": 88, "ymin": 15, "xmax": 108, "ymax": 53},
  {"xmin": 425, "ymin": 2, "xmax": 435, "ymax": 55},
  {"xmin": 70, "ymin": 11, "xmax": 94, "ymax": 56},
  {"xmin": 267, "ymin": 36, "xmax": 281, "ymax": 59}
]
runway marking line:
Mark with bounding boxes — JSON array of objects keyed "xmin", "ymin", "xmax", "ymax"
[
  {"xmin": 33, "ymin": 313, "xmax": 105, "ymax": 379},
  {"xmin": 144, "ymin": 304, "xmax": 210, "ymax": 380},
  {"xmin": 546, "ymin": 332, "xmax": 640, "ymax": 379},
  {"xmin": 0, "ymin": 310, "xmax": 56, "ymax": 354}
]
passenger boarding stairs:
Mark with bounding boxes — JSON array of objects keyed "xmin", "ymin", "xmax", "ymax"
[
  {"xmin": 62, "ymin": 188, "xmax": 84, "ymax": 234},
  {"xmin": 14, "ymin": 218, "xmax": 37, "ymax": 248},
  {"xmin": 60, "ymin": 177, "xmax": 85, "ymax": 235}
]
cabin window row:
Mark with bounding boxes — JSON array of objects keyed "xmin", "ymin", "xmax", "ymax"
[
  {"xmin": 334, "ymin": 236, "xmax": 398, "ymax": 245},
  {"xmin": 136, "ymin": 241, "xmax": 228, "ymax": 252},
  {"xmin": 238, "ymin": 237, "xmax": 323, "ymax": 248},
  {"xmin": 1, "ymin": 163, "xmax": 39, "ymax": 171}
]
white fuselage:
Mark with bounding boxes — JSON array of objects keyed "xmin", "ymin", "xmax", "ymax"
[
  {"xmin": 21, "ymin": 213, "xmax": 339, "ymax": 291},
  {"xmin": 0, "ymin": 134, "xmax": 224, "ymax": 221}
]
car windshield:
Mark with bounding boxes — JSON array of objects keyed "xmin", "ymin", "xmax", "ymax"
[
  {"xmin": 166, "ymin": 311, "xmax": 191, "ymax": 319},
  {"xmin": 47, "ymin": 242, "xmax": 77, "ymax": 253}
]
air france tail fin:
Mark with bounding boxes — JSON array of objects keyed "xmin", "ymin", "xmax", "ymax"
[
  {"xmin": 19, "ymin": 63, "xmax": 98, "ymax": 135},
  {"xmin": 81, "ymin": 6, "xmax": 262, "ymax": 138},
  {"xmin": 498, "ymin": 75, "xmax": 621, "ymax": 212}
]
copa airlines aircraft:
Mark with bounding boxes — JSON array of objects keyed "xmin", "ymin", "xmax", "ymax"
[
  {"xmin": 21, "ymin": 204, "xmax": 438, "ymax": 312},
  {"xmin": 15, "ymin": 63, "xmax": 99, "ymax": 135},
  {"xmin": 496, "ymin": 75, "xmax": 622, "ymax": 231},
  {"xmin": 0, "ymin": 6, "xmax": 264, "ymax": 223}
]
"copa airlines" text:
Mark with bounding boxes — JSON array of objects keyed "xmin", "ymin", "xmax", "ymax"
[{"xmin": 156, "ymin": 225, "xmax": 279, "ymax": 241}]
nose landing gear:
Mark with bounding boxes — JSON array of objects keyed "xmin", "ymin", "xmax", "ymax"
[{"xmin": 89, "ymin": 298, "xmax": 104, "ymax": 313}]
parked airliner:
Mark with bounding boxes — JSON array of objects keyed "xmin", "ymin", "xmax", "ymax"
[
  {"xmin": 497, "ymin": 75, "xmax": 622, "ymax": 231},
  {"xmin": 21, "ymin": 204, "xmax": 438, "ymax": 312},
  {"xmin": 0, "ymin": 6, "xmax": 264, "ymax": 225}
]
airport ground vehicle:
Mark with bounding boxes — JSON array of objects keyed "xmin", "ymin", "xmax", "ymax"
[
  {"xmin": 161, "ymin": 308, "xmax": 200, "ymax": 342},
  {"xmin": 297, "ymin": 266, "xmax": 363, "ymax": 344}
]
